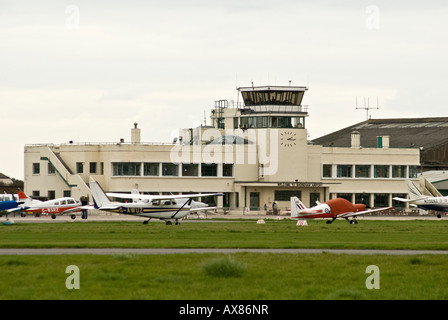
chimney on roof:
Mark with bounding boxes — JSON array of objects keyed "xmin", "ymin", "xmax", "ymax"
[
  {"xmin": 351, "ymin": 130, "xmax": 360, "ymax": 148},
  {"xmin": 131, "ymin": 122, "xmax": 141, "ymax": 144}
]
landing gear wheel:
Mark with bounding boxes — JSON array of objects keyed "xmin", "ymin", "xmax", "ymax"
[
  {"xmin": 165, "ymin": 221, "xmax": 172, "ymax": 225},
  {"xmin": 51, "ymin": 214, "xmax": 56, "ymax": 219},
  {"xmin": 350, "ymin": 219, "xmax": 358, "ymax": 225},
  {"xmin": 71, "ymin": 215, "xmax": 76, "ymax": 220}
]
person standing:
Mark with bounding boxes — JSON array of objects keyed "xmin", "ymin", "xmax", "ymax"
[{"xmin": 80, "ymin": 196, "xmax": 88, "ymax": 219}]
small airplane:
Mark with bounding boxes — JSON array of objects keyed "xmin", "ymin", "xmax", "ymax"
[
  {"xmin": 19, "ymin": 193, "xmax": 83, "ymax": 219},
  {"xmin": 393, "ymin": 180, "xmax": 446, "ymax": 218},
  {"xmin": 89, "ymin": 178, "xmax": 222, "ymax": 225},
  {"xmin": 290, "ymin": 196, "xmax": 393, "ymax": 224},
  {"xmin": 106, "ymin": 190, "xmax": 217, "ymax": 216}
]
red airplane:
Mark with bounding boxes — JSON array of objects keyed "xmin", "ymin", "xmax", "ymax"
[{"xmin": 290, "ymin": 197, "xmax": 392, "ymax": 224}]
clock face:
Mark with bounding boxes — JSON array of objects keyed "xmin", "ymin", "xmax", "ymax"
[{"xmin": 280, "ymin": 131, "xmax": 297, "ymax": 148}]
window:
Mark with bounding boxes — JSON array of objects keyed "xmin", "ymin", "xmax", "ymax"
[
  {"xmin": 182, "ymin": 163, "xmax": 198, "ymax": 176},
  {"xmin": 310, "ymin": 193, "xmax": 320, "ymax": 206},
  {"xmin": 274, "ymin": 190, "xmax": 301, "ymax": 202},
  {"xmin": 162, "ymin": 163, "xmax": 179, "ymax": 176},
  {"xmin": 374, "ymin": 193, "xmax": 388, "ymax": 207},
  {"xmin": 48, "ymin": 190, "xmax": 55, "ymax": 200},
  {"xmin": 337, "ymin": 193, "xmax": 352, "ymax": 201},
  {"xmin": 33, "ymin": 163, "xmax": 40, "ymax": 175},
  {"xmin": 32, "ymin": 190, "xmax": 40, "ymax": 197},
  {"xmin": 355, "ymin": 165, "xmax": 371, "ymax": 178},
  {"xmin": 48, "ymin": 163, "xmax": 55, "ymax": 175},
  {"xmin": 112, "ymin": 162, "xmax": 141, "ymax": 176},
  {"xmin": 90, "ymin": 162, "xmax": 97, "ymax": 174},
  {"xmin": 76, "ymin": 162, "xmax": 84, "ymax": 174},
  {"xmin": 201, "ymin": 163, "xmax": 217, "ymax": 177},
  {"xmin": 355, "ymin": 193, "xmax": 370, "ymax": 206},
  {"xmin": 223, "ymin": 164, "xmax": 233, "ymax": 177},
  {"xmin": 337, "ymin": 165, "xmax": 352, "ymax": 178},
  {"xmin": 63, "ymin": 190, "xmax": 71, "ymax": 197},
  {"xmin": 392, "ymin": 165, "xmax": 406, "ymax": 178},
  {"xmin": 144, "ymin": 163, "xmax": 159, "ymax": 176},
  {"xmin": 322, "ymin": 164, "xmax": 332, "ymax": 178},
  {"xmin": 374, "ymin": 165, "xmax": 389, "ymax": 178},
  {"xmin": 409, "ymin": 166, "xmax": 418, "ymax": 178}
]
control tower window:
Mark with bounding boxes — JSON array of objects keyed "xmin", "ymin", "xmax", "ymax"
[
  {"xmin": 241, "ymin": 90, "xmax": 304, "ymax": 106},
  {"xmin": 240, "ymin": 116, "xmax": 305, "ymax": 129}
]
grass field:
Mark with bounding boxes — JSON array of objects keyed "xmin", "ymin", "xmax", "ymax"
[{"xmin": 1, "ymin": 219, "xmax": 448, "ymax": 300}]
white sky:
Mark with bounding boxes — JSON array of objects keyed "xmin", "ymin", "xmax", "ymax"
[{"xmin": 1, "ymin": 1, "xmax": 448, "ymax": 180}]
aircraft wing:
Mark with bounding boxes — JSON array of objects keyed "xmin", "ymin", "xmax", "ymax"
[
  {"xmin": 339, "ymin": 206, "xmax": 393, "ymax": 218},
  {"xmin": 392, "ymin": 196, "xmax": 426, "ymax": 203},
  {"xmin": 5, "ymin": 207, "xmax": 24, "ymax": 214},
  {"xmin": 59, "ymin": 205, "xmax": 95, "ymax": 215},
  {"xmin": 106, "ymin": 192, "xmax": 223, "ymax": 201},
  {"xmin": 190, "ymin": 206, "xmax": 216, "ymax": 212}
]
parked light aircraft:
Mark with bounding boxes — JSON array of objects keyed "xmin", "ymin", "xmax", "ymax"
[
  {"xmin": 393, "ymin": 180, "xmax": 446, "ymax": 218},
  {"xmin": 290, "ymin": 196, "xmax": 393, "ymax": 224},
  {"xmin": 106, "ymin": 190, "xmax": 217, "ymax": 215},
  {"xmin": 89, "ymin": 178, "xmax": 222, "ymax": 225},
  {"xmin": 19, "ymin": 193, "xmax": 83, "ymax": 219}
]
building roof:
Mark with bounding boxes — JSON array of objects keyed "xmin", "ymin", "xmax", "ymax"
[{"xmin": 311, "ymin": 117, "xmax": 448, "ymax": 150}]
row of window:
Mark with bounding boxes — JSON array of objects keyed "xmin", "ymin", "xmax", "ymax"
[
  {"xmin": 111, "ymin": 162, "xmax": 234, "ymax": 177},
  {"xmin": 32, "ymin": 162, "xmax": 234, "ymax": 178},
  {"xmin": 335, "ymin": 193, "xmax": 408, "ymax": 208},
  {"xmin": 322, "ymin": 164, "xmax": 418, "ymax": 179},
  {"xmin": 239, "ymin": 116, "xmax": 305, "ymax": 129},
  {"xmin": 33, "ymin": 162, "xmax": 105, "ymax": 175}
]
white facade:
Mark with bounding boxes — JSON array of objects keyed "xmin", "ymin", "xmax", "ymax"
[{"xmin": 24, "ymin": 86, "xmax": 420, "ymax": 212}]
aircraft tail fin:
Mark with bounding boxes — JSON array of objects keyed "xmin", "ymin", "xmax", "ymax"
[
  {"xmin": 406, "ymin": 180, "xmax": 425, "ymax": 200},
  {"xmin": 290, "ymin": 197, "xmax": 307, "ymax": 218},
  {"xmin": 89, "ymin": 178, "xmax": 112, "ymax": 209},
  {"xmin": 17, "ymin": 191, "xmax": 28, "ymax": 200}
]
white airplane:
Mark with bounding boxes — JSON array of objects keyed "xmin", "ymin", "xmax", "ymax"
[
  {"xmin": 290, "ymin": 196, "xmax": 392, "ymax": 224},
  {"xmin": 89, "ymin": 178, "xmax": 221, "ymax": 225},
  {"xmin": 393, "ymin": 180, "xmax": 446, "ymax": 218},
  {"xmin": 106, "ymin": 189, "xmax": 217, "ymax": 216}
]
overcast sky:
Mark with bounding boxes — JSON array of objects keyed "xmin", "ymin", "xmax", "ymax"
[{"xmin": 1, "ymin": 1, "xmax": 448, "ymax": 180}]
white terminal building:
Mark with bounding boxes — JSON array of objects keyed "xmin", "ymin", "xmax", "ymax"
[{"xmin": 24, "ymin": 85, "xmax": 421, "ymax": 213}]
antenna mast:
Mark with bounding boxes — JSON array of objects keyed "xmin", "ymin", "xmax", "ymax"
[{"xmin": 356, "ymin": 96, "xmax": 379, "ymax": 120}]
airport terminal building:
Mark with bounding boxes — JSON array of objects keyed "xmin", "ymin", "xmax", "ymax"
[{"xmin": 24, "ymin": 85, "xmax": 422, "ymax": 213}]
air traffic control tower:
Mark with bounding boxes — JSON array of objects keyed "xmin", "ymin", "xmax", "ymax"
[{"xmin": 211, "ymin": 85, "xmax": 309, "ymax": 131}]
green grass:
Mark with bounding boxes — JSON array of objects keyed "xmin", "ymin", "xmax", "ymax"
[
  {"xmin": 1, "ymin": 219, "xmax": 448, "ymax": 300},
  {"xmin": 0, "ymin": 219, "xmax": 447, "ymax": 250},
  {"xmin": 0, "ymin": 253, "xmax": 447, "ymax": 300}
]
